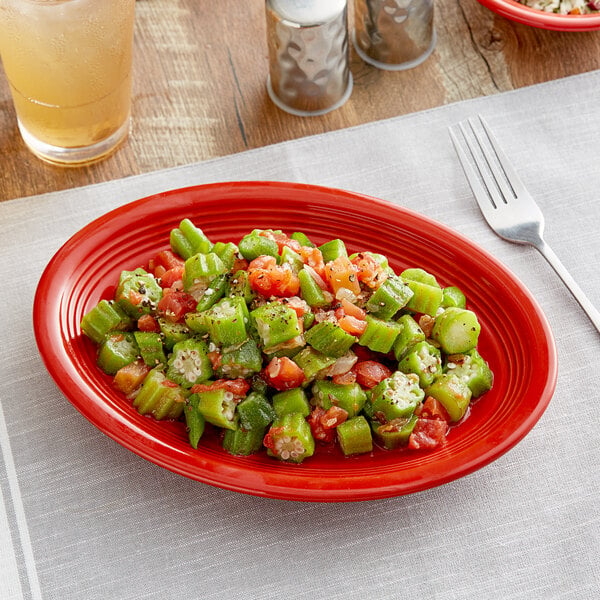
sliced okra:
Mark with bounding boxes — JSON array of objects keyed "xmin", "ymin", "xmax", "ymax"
[
  {"xmin": 227, "ymin": 269, "xmax": 256, "ymax": 304},
  {"xmin": 238, "ymin": 232, "xmax": 278, "ymax": 261},
  {"xmin": 80, "ymin": 299, "xmax": 133, "ymax": 344},
  {"xmin": 369, "ymin": 371, "xmax": 424, "ymax": 424},
  {"xmin": 372, "ymin": 415, "xmax": 418, "ymax": 450},
  {"xmin": 223, "ymin": 426, "xmax": 266, "ymax": 456},
  {"xmin": 318, "ymin": 239, "xmax": 347, "ymax": 263},
  {"xmin": 237, "ymin": 392, "xmax": 276, "ymax": 431},
  {"xmin": 212, "ymin": 241, "xmax": 238, "ymax": 271},
  {"xmin": 292, "ymin": 347, "xmax": 336, "ymax": 383},
  {"xmin": 298, "ymin": 268, "xmax": 330, "ymax": 308},
  {"xmin": 358, "ymin": 315, "xmax": 402, "ymax": 354},
  {"xmin": 202, "ymin": 296, "xmax": 249, "ymax": 347},
  {"xmin": 184, "ymin": 393, "xmax": 206, "ymax": 449},
  {"xmin": 366, "ymin": 275, "xmax": 413, "ymax": 320},
  {"xmin": 115, "ymin": 269, "xmax": 163, "ymax": 318},
  {"xmin": 193, "ymin": 388, "xmax": 238, "ymax": 430},
  {"xmin": 393, "ymin": 314, "xmax": 426, "ymax": 361},
  {"xmin": 441, "ymin": 286, "xmax": 467, "ymax": 309},
  {"xmin": 290, "ymin": 231, "xmax": 315, "ymax": 248},
  {"xmin": 218, "ymin": 338, "xmax": 263, "ymax": 378},
  {"xmin": 280, "ymin": 246, "xmax": 304, "ymax": 272},
  {"xmin": 97, "ymin": 332, "xmax": 139, "ymax": 375},
  {"xmin": 265, "ymin": 412, "xmax": 315, "ymax": 463},
  {"xmin": 133, "ymin": 369, "xmax": 187, "ymax": 420},
  {"xmin": 170, "ymin": 218, "xmax": 213, "ymax": 259},
  {"xmin": 272, "ymin": 388, "xmax": 311, "ymax": 418},
  {"xmin": 401, "ymin": 267, "xmax": 443, "ymax": 316},
  {"xmin": 182, "ymin": 252, "xmax": 226, "ymax": 296},
  {"xmin": 134, "ymin": 331, "xmax": 167, "ymax": 367},
  {"xmin": 304, "ymin": 321, "xmax": 356, "ymax": 358},
  {"xmin": 337, "ymin": 416, "xmax": 373, "ymax": 456},
  {"xmin": 250, "ymin": 301, "xmax": 303, "ymax": 348},
  {"xmin": 311, "ymin": 381, "xmax": 367, "ymax": 417},
  {"xmin": 398, "ymin": 340, "xmax": 442, "ymax": 388},
  {"xmin": 195, "ymin": 274, "xmax": 228, "ymax": 312},
  {"xmin": 431, "ymin": 307, "xmax": 481, "ymax": 354},
  {"xmin": 166, "ymin": 338, "xmax": 213, "ymax": 388},
  {"xmin": 158, "ymin": 317, "xmax": 191, "ymax": 351},
  {"xmin": 444, "ymin": 349, "xmax": 493, "ymax": 398},
  {"xmin": 425, "ymin": 373, "xmax": 472, "ymax": 422}
]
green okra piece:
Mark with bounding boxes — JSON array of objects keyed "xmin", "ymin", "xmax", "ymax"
[
  {"xmin": 358, "ymin": 315, "xmax": 403, "ymax": 354},
  {"xmin": 369, "ymin": 371, "xmax": 424, "ymax": 424},
  {"xmin": 158, "ymin": 317, "xmax": 191, "ymax": 350},
  {"xmin": 195, "ymin": 274, "xmax": 228, "ymax": 312},
  {"xmin": 272, "ymin": 388, "xmax": 311, "ymax": 418},
  {"xmin": 237, "ymin": 392, "xmax": 276, "ymax": 431},
  {"xmin": 318, "ymin": 239, "xmax": 347, "ymax": 263},
  {"xmin": 398, "ymin": 340, "xmax": 442, "ymax": 388},
  {"xmin": 311, "ymin": 381, "xmax": 367, "ymax": 417},
  {"xmin": 193, "ymin": 388, "xmax": 238, "ymax": 430},
  {"xmin": 134, "ymin": 331, "xmax": 167, "ymax": 368},
  {"xmin": 425, "ymin": 373, "xmax": 472, "ymax": 422},
  {"xmin": 445, "ymin": 350, "xmax": 493, "ymax": 398},
  {"xmin": 166, "ymin": 338, "xmax": 213, "ymax": 388},
  {"xmin": 184, "ymin": 312, "xmax": 209, "ymax": 335},
  {"xmin": 298, "ymin": 268, "xmax": 330, "ymax": 308},
  {"xmin": 211, "ymin": 241, "xmax": 238, "ymax": 271},
  {"xmin": 250, "ymin": 301, "xmax": 302, "ymax": 349},
  {"xmin": 227, "ymin": 269, "xmax": 256, "ymax": 304},
  {"xmin": 431, "ymin": 307, "xmax": 481, "ymax": 354},
  {"xmin": 223, "ymin": 426, "xmax": 266, "ymax": 456},
  {"xmin": 442, "ymin": 286, "xmax": 467, "ymax": 309},
  {"xmin": 97, "ymin": 332, "xmax": 139, "ymax": 375},
  {"xmin": 266, "ymin": 412, "xmax": 315, "ymax": 463},
  {"xmin": 290, "ymin": 231, "xmax": 315, "ymax": 247},
  {"xmin": 371, "ymin": 415, "xmax": 418, "ymax": 450},
  {"xmin": 337, "ymin": 416, "xmax": 373, "ymax": 456},
  {"xmin": 115, "ymin": 269, "xmax": 163, "ymax": 318},
  {"xmin": 219, "ymin": 339, "xmax": 263, "ymax": 378},
  {"xmin": 201, "ymin": 296, "xmax": 249, "ymax": 347},
  {"xmin": 304, "ymin": 321, "xmax": 356, "ymax": 358},
  {"xmin": 401, "ymin": 268, "xmax": 443, "ymax": 316},
  {"xmin": 80, "ymin": 299, "xmax": 133, "ymax": 344},
  {"xmin": 182, "ymin": 252, "xmax": 226, "ymax": 294},
  {"xmin": 292, "ymin": 347, "xmax": 336, "ymax": 383},
  {"xmin": 238, "ymin": 232, "xmax": 279, "ymax": 261},
  {"xmin": 280, "ymin": 246, "xmax": 304, "ymax": 272},
  {"xmin": 184, "ymin": 394, "xmax": 206, "ymax": 449},
  {"xmin": 303, "ymin": 311, "xmax": 315, "ymax": 330},
  {"xmin": 393, "ymin": 314, "xmax": 426, "ymax": 361},
  {"xmin": 170, "ymin": 218, "xmax": 213, "ymax": 259},
  {"xmin": 133, "ymin": 369, "xmax": 187, "ymax": 420},
  {"xmin": 366, "ymin": 275, "xmax": 414, "ymax": 320}
]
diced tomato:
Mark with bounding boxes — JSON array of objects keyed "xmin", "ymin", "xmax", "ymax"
[
  {"xmin": 159, "ymin": 265, "xmax": 185, "ymax": 289},
  {"xmin": 153, "ymin": 265, "xmax": 167, "ymax": 279},
  {"xmin": 324, "ymin": 256, "xmax": 361, "ymax": 295},
  {"xmin": 207, "ymin": 350, "xmax": 222, "ymax": 370},
  {"xmin": 156, "ymin": 291, "xmax": 197, "ymax": 322},
  {"xmin": 340, "ymin": 298, "xmax": 366, "ymax": 320},
  {"xmin": 248, "ymin": 256, "xmax": 300, "ymax": 298},
  {"xmin": 190, "ymin": 378, "xmax": 250, "ymax": 398},
  {"xmin": 299, "ymin": 246, "xmax": 326, "ymax": 278},
  {"xmin": 351, "ymin": 253, "xmax": 388, "ymax": 289},
  {"xmin": 128, "ymin": 289, "xmax": 144, "ymax": 306},
  {"xmin": 417, "ymin": 396, "xmax": 451, "ymax": 422},
  {"xmin": 408, "ymin": 418, "xmax": 448, "ymax": 450},
  {"xmin": 332, "ymin": 370, "xmax": 357, "ymax": 385},
  {"xmin": 307, "ymin": 407, "xmax": 335, "ymax": 443},
  {"xmin": 259, "ymin": 231, "xmax": 302, "ymax": 254},
  {"xmin": 263, "ymin": 356, "xmax": 305, "ymax": 391},
  {"xmin": 320, "ymin": 405, "xmax": 349, "ymax": 429},
  {"xmin": 351, "ymin": 344, "xmax": 378, "ymax": 361},
  {"xmin": 354, "ymin": 360, "xmax": 393, "ymax": 389},
  {"xmin": 137, "ymin": 314, "xmax": 160, "ymax": 333},
  {"xmin": 338, "ymin": 315, "xmax": 368, "ymax": 336},
  {"xmin": 283, "ymin": 296, "xmax": 310, "ymax": 318},
  {"xmin": 113, "ymin": 359, "xmax": 151, "ymax": 396},
  {"xmin": 231, "ymin": 256, "xmax": 249, "ymax": 272},
  {"xmin": 263, "ymin": 426, "xmax": 284, "ymax": 450},
  {"xmin": 149, "ymin": 250, "xmax": 185, "ymax": 272}
]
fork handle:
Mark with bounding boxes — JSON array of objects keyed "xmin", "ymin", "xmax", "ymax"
[{"xmin": 534, "ymin": 239, "xmax": 600, "ymax": 333}]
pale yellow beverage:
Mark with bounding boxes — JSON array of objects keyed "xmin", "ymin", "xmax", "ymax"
[{"xmin": 0, "ymin": 0, "xmax": 135, "ymax": 165}]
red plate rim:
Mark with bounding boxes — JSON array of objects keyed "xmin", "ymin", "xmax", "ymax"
[
  {"xmin": 33, "ymin": 181, "xmax": 558, "ymax": 502},
  {"xmin": 477, "ymin": 0, "xmax": 600, "ymax": 30}
]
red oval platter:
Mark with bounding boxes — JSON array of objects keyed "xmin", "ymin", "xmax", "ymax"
[
  {"xmin": 477, "ymin": 0, "xmax": 600, "ymax": 31},
  {"xmin": 33, "ymin": 181, "xmax": 557, "ymax": 502}
]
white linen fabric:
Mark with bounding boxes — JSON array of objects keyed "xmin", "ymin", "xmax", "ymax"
[{"xmin": 1, "ymin": 70, "xmax": 599, "ymax": 600}]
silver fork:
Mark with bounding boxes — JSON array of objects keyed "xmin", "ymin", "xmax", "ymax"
[{"xmin": 449, "ymin": 115, "xmax": 600, "ymax": 333}]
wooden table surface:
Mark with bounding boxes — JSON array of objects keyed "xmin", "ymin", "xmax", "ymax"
[{"xmin": 1, "ymin": 0, "xmax": 599, "ymax": 203}]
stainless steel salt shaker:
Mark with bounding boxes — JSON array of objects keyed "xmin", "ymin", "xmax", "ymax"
[
  {"xmin": 265, "ymin": 0, "xmax": 352, "ymax": 116},
  {"xmin": 353, "ymin": 0, "xmax": 436, "ymax": 71}
]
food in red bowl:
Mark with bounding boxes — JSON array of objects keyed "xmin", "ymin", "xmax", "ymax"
[
  {"xmin": 33, "ymin": 181, "xmax": 557, "ymax": 501},
  {"xmin": 477, "ymin": 0, "xmax": 600, "ymax": 30}
]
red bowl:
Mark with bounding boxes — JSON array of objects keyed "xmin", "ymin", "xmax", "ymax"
[
  {"xmin": 33, "ymin": 181, "xmax": 557, "ymax": 502},
  {"xmin": 477, "ymin": 0, "xmax": 600, "ymax": 30}
]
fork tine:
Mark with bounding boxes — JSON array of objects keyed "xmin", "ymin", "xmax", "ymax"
[
  {"xmin": 449, "ymin": 124, "xmax": 501, "ymax": 224},
  {"xmin": 477, "ymin": 115, "xmax": 528, "ymax": 200}
]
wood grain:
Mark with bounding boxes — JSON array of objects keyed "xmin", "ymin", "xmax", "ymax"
[{"xmin": 1, "ymin": 0, "xmax": 599, "ymax": 202}]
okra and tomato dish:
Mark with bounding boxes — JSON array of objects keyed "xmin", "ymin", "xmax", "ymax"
[{"xmin": 81, "ymin": 219, "xmax": 493, "ymax": 464}]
